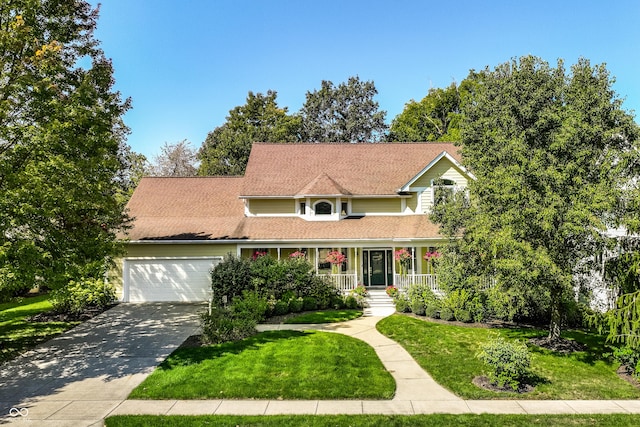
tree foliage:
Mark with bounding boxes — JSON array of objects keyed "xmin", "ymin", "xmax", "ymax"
[
  {"xmin": 0, "ymin": 1, "xmax": 131, "ymax": 298},
  {"xmin": 433, "ymin": 56, "xmax": 639, "ymax": 340},
  {"xmin": 151, "ymin": 140, "xmax": 197, "ymax": 177},
  {"xmin": 299, "ymin": 76, "xmax": 388, "ymax": 142},
  {"xmin": 197, "ymin": 90, "xmax": 300, "ymax": 176},
  {"xmin": 388, "ymin": 82, "xmax": 468, "ymax": 142}
]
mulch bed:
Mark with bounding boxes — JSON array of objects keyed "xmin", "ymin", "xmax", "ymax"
[
  {"xmin": 617, "ymin": 365, "xmax": 640, "ymax": 388},
  {"xmin": 528, "ymin": 336, "xmax": 587, "ymax": 353},
  {"xmin": 472, "ymin": 375, "xmax": 534, "ymax": 393},
  {"xmin": 28, "ymin": 303, "xmax": 117, "ymax": 323}
]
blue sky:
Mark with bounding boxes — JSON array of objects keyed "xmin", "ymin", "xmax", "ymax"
[{"xmin": 90, "ymin": 0, "xmax": 640, "ymax": 159}]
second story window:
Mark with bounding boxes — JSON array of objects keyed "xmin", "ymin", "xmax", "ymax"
[{"xmin": 315, "ymin": 201, "xmax": 332, "ymax": 215}]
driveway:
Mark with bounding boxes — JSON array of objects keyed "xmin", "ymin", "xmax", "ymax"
[{"xmin": 0, "ymin": 303, "xmax": 202, "ymax": 426}]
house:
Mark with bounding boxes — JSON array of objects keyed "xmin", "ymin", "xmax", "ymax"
[{"xmin": 114, "ymin": 142, "xmax": 474, "ymax": 302}]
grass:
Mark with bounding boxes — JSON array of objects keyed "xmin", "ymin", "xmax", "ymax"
[
  {"xmin": 105, "ymin": 414, "xmax": 640, "ymax": 427},
  {"xmin": 0, "ymin": 294, "xmax": 79, "ymax": 365},
  {"xmin": 377, "ymin": 315, "xmax": 640, "ymax": 400},
  {"xmin": 129, "ymin": 329, "xmax": 395, "ymax": 400},
  {"xmin": 283, "ymin": 309, "xmax": 362, "ymax": 324}
]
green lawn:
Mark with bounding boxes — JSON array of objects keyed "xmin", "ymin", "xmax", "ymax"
[
  {"xmin": 0, "ymin": 294, "xmax": 79, "ymax": 365},
  {"xmin": 105, "ymin": 414, "xmax": 640, "ymax": 427},
  {"xmin": 283, "ymin": 309, "xmax": 362, "ymax": 324},
  {"xmin": 377, "ymin": 315, "xmax": 640, "ymax": 400},
  {"xmin": 129, "ymin": 329, "xmax": 395, "ymax": 400}
]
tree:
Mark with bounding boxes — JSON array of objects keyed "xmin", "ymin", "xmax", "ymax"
[
  {"xmin": 115, "ymin": 143, "xmax": 150, "ymax": 202},
  {"xmin": 197, "ymin": 90, "xmax": 300, "ymax": 176},
  {"xmin": 388, "ymin": 82, "xmax": 468, "ymax": 142},
  {"xmin": 433, "ymin": 56, "xmax": 639, "ymax": 341},
  {"xmin": 151, "ymin": 140, "xmax": 198, "ymax": 177},
  {"xmin": 299, "ymin": 76, "xmax": 388, "ymax": 142},
  {"xmin": 0, "ymin": 1, "xmax": 131, "ymax": 298}
]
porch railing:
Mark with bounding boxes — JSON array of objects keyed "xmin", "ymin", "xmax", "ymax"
[
  {"xmin": 394, "ymin": 274, "xmax": 441, "ymax": 294},
  {"xmin": 327, "ymin": 274, "xmax": 358, "ymax": 293}
]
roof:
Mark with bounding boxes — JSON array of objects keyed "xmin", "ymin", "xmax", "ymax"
[
  {"xmin": 124, "ymin": 143, "xmax": 460, "ymax": 242},
  {"xmin": 241, "ymin": 142, "xmax": 461, "ymax": 197},
  {"xmin": 123, "ymin": 177, "xmax": 245, "ymax": 240}
]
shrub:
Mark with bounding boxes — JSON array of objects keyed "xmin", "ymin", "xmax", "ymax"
[
  {"xmin": 50, "ymin": 278, "xmax": 116, "ymax": 315},
  {"xmin": 211, "ymin": 254, "xmax": 253, "ymax": 306},
  {"xmin": 230, "ymin": 290, "xmax": 268, "ymax": 322},
  {"xmin": 273, "ymin": 299, "xmax": 290, "ymax": 316},
  {"xmin": 477, "ymin": 335, "xmax": 531, "ymax": 391},
  {"xmin": 344, "ymin": 295, "xmax": 359, "ymax": 309},
  {"xmin": 440, "ymin": 307, "xmax": 454, "ymax": 321},
  {"xmin": 200, "ymin": 307, "xmax": 256, "ymax": 344},
  {"xmin": 302, "ymin": 296, "xmax": 318, "ymax": 311},
  {"xmin": 386, "ymin": 285, "xmax": 399, "ymax": 298},
  {"xmin": 410, "ymin": 298, "xmax": 426, "ymax": 316},
  {"xmin": 442, "ymin": 288, "xmax": 471, "ymax": 313},
  {"xmin": 289, "ymin": 296, "xmax": 304, "ymax": 312},
  {"xmin": 425, "ymin": 304, "xmax": 439, "ymax": 319},
  {"xmin": 454, "ymin": 308, "xmax": 472, "ymax": 323},
  {"xmin": 610, "ymin": 346, "xmax": 640, "ymax": 378},
  {"xmin": 349, "ymin": 285, "xmax": 368, "ymax": 308},
  {"xmin": 468, "ymin": 294, "xmax": 488, "ymax": 323},
  {"xmin": 394, "ymin": 294, "xmax": 410, "ymax": 313},
  {"xmin": 331, "ymin": 295, "xmax": 346, "ymax": 309},
  {"xmin": 408, "ymin": 283, "xmax": 440, "ymax": 309}
]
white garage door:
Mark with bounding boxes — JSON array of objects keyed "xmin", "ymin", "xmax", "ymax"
[{"xmin": 124, "ymin": 258, "xmax": 221, "ymax": 302}]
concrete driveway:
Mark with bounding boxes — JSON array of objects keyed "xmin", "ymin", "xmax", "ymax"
[{"xmin": 0, "ymin": 303, "xmax": 202, "ymax": 426}]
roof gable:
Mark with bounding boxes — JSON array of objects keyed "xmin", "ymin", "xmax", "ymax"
[
  {"xmin": 295, "ymin": 172, "xmax": 352, "ymax": 197},
  {"xmin": 400, "ymin": 151, "xmax": 476, "ymax": 191}
]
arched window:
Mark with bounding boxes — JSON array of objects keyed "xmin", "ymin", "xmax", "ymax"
[{"xmin": 314, "ymin": 201, "xmax": 332, "ymax": 215}]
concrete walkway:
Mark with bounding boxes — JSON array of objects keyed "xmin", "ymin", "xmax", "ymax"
[{"xmin": 2, "ymin": 306, "xmax": 640, "ymax": 426}]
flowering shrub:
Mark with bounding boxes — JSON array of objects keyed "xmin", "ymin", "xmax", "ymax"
[
  {"xmin": 349, "ymin": 284, "xmax": 369, "ymax": 308},
  {"xmin": 252, "ymin": 250, "xmax": 268, "ymax": 260},
  {"xmin": 386, "ymin": 285, "xmax": 399, "ymax": 298}
]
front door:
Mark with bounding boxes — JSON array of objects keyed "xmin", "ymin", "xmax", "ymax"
[{"xmin": 363, "ymin": 250, "xmax": 391, "ymax": 286}]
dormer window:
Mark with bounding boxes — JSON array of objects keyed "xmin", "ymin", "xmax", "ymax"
[{"xmin": 314, "ymin": 201, "xmax": 332, "ymax": 215}]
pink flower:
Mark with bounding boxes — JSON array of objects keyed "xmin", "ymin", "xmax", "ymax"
[
  {"xmin": 325, "ymin": 250, "xmax": 347, "ymax": 265},
  {"xmin": 423, "ymin": 251, "xmax": 441, "ymax": 260},
  {"xmin": 394, "ymin": 248, "xmax": 411, "ymax": 261},
  {"xmin": 289, "ymin": 251, "xmax": 306, "ymax": 259}
]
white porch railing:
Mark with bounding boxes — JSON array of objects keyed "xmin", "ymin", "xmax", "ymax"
[
  {"xmin": 327, "ymin": 274, "xmax": 358, "ymax": 293},
  {"xmin": 394, "ymin": 274, "xmax": 440, "ymax": 294}
]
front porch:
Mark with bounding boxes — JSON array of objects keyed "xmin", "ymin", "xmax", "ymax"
[{"xmin": 239, "ymin": 244, "xmax": 443, "ymax": 294}]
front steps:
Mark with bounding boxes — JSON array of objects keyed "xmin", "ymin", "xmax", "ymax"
[{"xmin": 364, "ymin": 288, "xmax": 396, "ymax": 317}]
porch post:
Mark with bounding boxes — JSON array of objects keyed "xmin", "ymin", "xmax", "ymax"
[
  {"xmin": 277, "ymin": 247, "xmax": 281, "ymax": 260},
  {"xmin": 411, "ymin": 246, "xmax": 416, "ymax": 282},
  {"xmin": 314, "ymin": 247, "xmax": 319, "ymax": 274},
  {"xmin": 354, "ymin": 248, "xmax": 359, "ymax": 285}
]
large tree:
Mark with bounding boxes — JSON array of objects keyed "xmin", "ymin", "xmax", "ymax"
[
  {"xmin": 433, "ymin": 56, "xmax": 639, "ymax": 341},
  {"xmin": 0, "ymin": 1, "xmax": 131, "ymax": 297},
  {"xmin": 151, "ymin": 140, "xmax": 198, "ymax": 177},
  {"xmin": 197, "ymin": 90, "xmax": 300, "ymax": 176},
  {"xmin": 388, "ymin": 82, "xmax": 469, "ymax": 142},
  {"xmin": 299, "ymin": 76, "xmax": 388, "ymax": 142}
]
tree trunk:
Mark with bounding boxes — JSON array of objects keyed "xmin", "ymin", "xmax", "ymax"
[{"xmin": 548, "ymin": 292, "xmax": 562, "ymax": 341}]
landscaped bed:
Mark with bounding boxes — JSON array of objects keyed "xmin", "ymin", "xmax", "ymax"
[
  {"xmin": 129, "ymin": 329, "xmax": 395, "ymax": 400},
  {"xmin": 376, "ymin": 314, "xmax": 640, "ymax": 400},
  {"xmin": 0, "ymin": 294, "xmax": 79, "ymax": 365}
]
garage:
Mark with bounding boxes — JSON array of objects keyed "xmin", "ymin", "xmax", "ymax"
[{"xmin": 123, "ymin": 257, "xmax": 222, "ymax": 302}]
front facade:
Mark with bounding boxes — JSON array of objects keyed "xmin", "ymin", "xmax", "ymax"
[{"xmin": 115, "ymin": 143, "xmax": 473, "ymax": 302}]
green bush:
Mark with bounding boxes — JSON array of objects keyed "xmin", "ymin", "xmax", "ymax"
[
  {"xmin": 200, "ymin": 307, "xmax": 257, "ymax": 344},
  {"xmin": 477, "ymin": 335, "xmax": 531, "ymax": 391},
  {"xmin": 273, "ymin": 299, "xmax": 290, "ymax": 316},
  {"xmin": 425, "ymin": 304, "xmax": 439, "ymax": 319},
  {"xmin": 440, "ymin": 307, "xmax": 454, "ymax": 321},
  {"xmin": 611, "ymin": 346, "xmax": 640, "ymax": 378},
  {"xmin": 331, "ymin": 295, "xmax": 346, "ymax": 309},
  {"xmin": 393, "ymin": 293, "xmax": 410, "ymax": 313},
  {"xmin": 410, "ymin": 298, "xmax": 426, "ymax": 316},
  {"xmin": 302, "ymin": 296, "xmax": 318, "ymax": 311},
  {"xmin": 454, "ymin": 308, "xmax": 472, "ymax": 323},
  {"xmin": 341, "ymin": 295, "xmax": 357, "ymax": 309},
  {"xmin": 211, "ymin": 254, "xmax": 253, "ymax": 306},
  {"xmin": 349, "ymin": 285, "xmax": 368, "ymax": 308},
  {"xmin": 407, "ymin": 283, "xmax": 441, "ymax": 309},
  {"xmin": 289, "ymin": 296, "xmax": 304, "ymax": 312},
  {"xmin": 468, "ymin": 294, "xmax": 487, "ymax": 323},
  {"xmin": 230, "ymin": 290, "xmax": 268, "ymax": 322},
  {"xmin": 50, "ymin": 278, "xmax": 116, "ymax": 315}
]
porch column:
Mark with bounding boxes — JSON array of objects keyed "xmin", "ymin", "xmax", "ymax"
[
  {"xmin": 314, "ymin": 247, "xmax": 319, "ymax": 274},
  {"xmin": 354, "ymin": 248, "xmax": 359, "ymax": 285},
  {"xmin": 411, "ymin": 246, "xmax": 416, "ymax": 282},
  {"xmin": 277, "ymin": 247, "xmax": 281, "ymax": 260}
]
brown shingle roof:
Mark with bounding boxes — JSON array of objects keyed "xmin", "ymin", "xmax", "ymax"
[
  {"xmin": 124, "ymin": 177, "xmax": 245, "ymax": 240},
  {"xmin": 241, "ymin": 142, "xmax": 460, "ymax": 197}
]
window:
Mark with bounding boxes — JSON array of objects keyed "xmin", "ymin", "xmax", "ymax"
[
  {"xmin": 300, "ymin": 202, "xmax": 306, "ymax": 215},
  {"xmin": 314, "ymin": 201, "xmax": 332, "ymax": 215},
  {"xmin": 432, "ymin": 178, "xmax": 456, "ymax": 206},
  {"xmin": 341, "ymin": 202, "xmax": 348, "ymax": 216}
]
